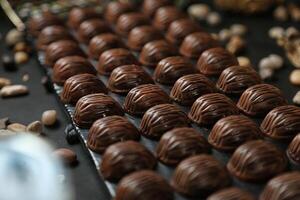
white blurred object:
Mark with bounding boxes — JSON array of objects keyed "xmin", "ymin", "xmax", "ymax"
[{"xmin": 0, "ymin": 133, "xmax": 73, "ymax": 200}]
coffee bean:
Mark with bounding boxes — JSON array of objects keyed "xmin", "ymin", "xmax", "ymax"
[
  {"xmin": 53, "ymin": 148, "xmax": 77, "ymax": 165},
  {"xmin": 41, "ymin": 110, "xmax": 57, "ymax": 126},
  {"xmin": 5, "ymin": 29, "xmax": 24, "ymax": 47},
  {"xmin": 290, "ymin": 69, "xmax": 300, "ymax": 86},
  {"xmin": 237, "ymin": 56, "xmax": 251, "ymax": 67},
  {"xmin": 0, "ymin": 118, "xmax": 9, "ymax": 129},
  {"xmin": 14, "ymin": 51, "xmax": 29, "ymax": 64},
  {"xmin": 230, "ymin": 24, "xmax": 247, "ymax": 36},
  {"xmin": 293, "ymin": 91, "xmax": 300, "ymax": 105},
  {"xmin": 26, "ymin": 121, "xmax": 43, "ymax": 135},
  {"xmin": 7, "ymin": 123, "xmax": 26, "ymax": 132},
  {"xmin": 0, "ymin": 85, "xmax": 29, "ymax": 98},
  {"xmin": 65, "ymin": 124, "xmax": 79, "ymax": 145},
  {"xmin": 188, "ymin": 4, "xmax": 210, "ymax": 20},
  {"xmin": 0, "ymin": 78, "xmax": 11, "ymax": 89},
  {"xmin": 206, "ymin": 12, "xmax": 221, "ymax": 26}
]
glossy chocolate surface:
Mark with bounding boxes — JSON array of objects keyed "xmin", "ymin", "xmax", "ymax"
[
  {"xmin": 287, "ymin": 134, "xmax": 300, "ymax": 165},
  {"xmin": 124, "ymin": 84, "xmax": 171, "ymax": 116},
  {"xmin": 116, "ymin": 12, "xmax": 150, "ymax": 36},
  {"xmin": 100, "ymin": 141, "xmax": 156, "ymax": 181},
  {"xmin": 140, "ymin": 104, "xmax": 190, "ymax": 140},
  {"xmin": 68, "ymin": 7, "xmax": 101, "ymax": 29},
  {"xmin": 104, "ymin": 1, "xmax": 134, "ymax": 24},
  {"xmin": 189, "ymin": 93, "xmax": 239, "ymax": 126},
  {"xmin": 237, "ymin": 84, "xmax": 287, "ymax": 116},
  {"xmin": 227, "ymin": 140, "xmax": 287, "ymax": 182},
  {"xmin": 207, "ymin": 187, "xmax": 255, "ymax": 200},
  {"xmin": 171, "ymin": 155, "xmax": 231, "ymax": 197},
  {"xmin": 170, "ymin": 74, "xmax": 216, "ymax": 106},
  {"xmin": 153, "ymin": 6, "xmax": 186, "ymax": 31},
  {"xmin": 142, "ymin": 0, "xmax": 172, "ymax": 17},
  {"xmin": 73, "ymin": 93, "xmax": 124, "ymax": 128}
]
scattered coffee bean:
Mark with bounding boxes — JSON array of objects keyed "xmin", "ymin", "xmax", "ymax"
[
  {"xmin": 41, "ymin": 76, "xmax": 54, "ymax": 93},
  {"xmin": 293, "ymin": 91, "xmax": 300, "ymax": 105},
  {"xmin": 2, "ymin": 54, "xmax": 16, "ymax": 71},
  {"xmin": 0, "ymin": 85, "xmax": 29, "ymax": 98},
  {"xmin": 42, "ymin": 110, "xmax": 57, "ymax": 126},
  {"xmin": 26, "ymin": 121, "xmax": 43, "ymax": 135},
  {"xmin": 226, "ymin": 36, "xmax": 245, "ymax": 54},
  {"xmin": 259, "ymin": 68, "xmax": 274, "ymax": 80},
  {"xmin": 22, "ymin": 73, "xmax": 30, "ymax": 82},
  {"xmin": 290, "ymin": 69, "xmax": 300, "ymax": 86},
  {"xmin": 65, "ymin": 124, "xmax": 79, "ymax": 145},
  {"xmin": 0, "ymin": 118, "xmax": 9, "ymax": 129},
  {"xmin": 188, "ymin": 4, "xmax": 210, "ymax": 20},
  {"xmin": 14, "ymin": 51, "xmax": 29, "ymax": 64},
  {"xmin": 53, "ymin": 148, "xmax": 77, "ymax": 165},
  {"xmin": 285, "ymin": 27, "xmax": 299, "ymax": 39},
  {"xmin": 5, "ymin": 29, "xmax": 24, "ymax": 47},
  {"xmin": 219, "ymin": 29, "xmax": 232, "ymax": 41},
  {"xmin": 206, "ymin": 12, "xmax": 221, "ymax": 26},
  {"xmin": 7, "ymin": 123, "xmax": 26, "ymax": 132},
  {"xmin": 230, "ymin": 24, "xmax": 247, "ymax": 36},
  {"xmin": 237, "ymin": 56, "xmax": 251, "ymax": 67},
  {"xmin": 289, "ymin": 4, "xmax": 300, "ymax": 22},
  {"xmin": 259, "ymin": 54, "xmax": 283, "ymax": 70},
  {"xmin": 14, "ymin": 42, "xmax": 30, "ymax": 53},
  {"xmin": 0, "ymin": 77, "xmax": 11, "ymax": 89},
  {"xmin": 273, "ymin": 6, "xmax": 289, "ymax": 21},
  {"xmin": 211, "ymin": 33, "xmax": 219, "ymax": 41},
  {"xmin": 269, "ymin": 26, "xmax": 285, "ymax": 39}
]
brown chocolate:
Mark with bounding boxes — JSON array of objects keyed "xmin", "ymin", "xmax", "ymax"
[
  {"xmin": 108, "ymin": 65, "xmax": 153, "ymax": 94},
  {"xmin": 127, "ymin": 25, "xmax": 164, "ymax": 51},
  {"xmin": 153, "ymin": 6, "xmax": 186, "ymax": 31},
  {"xmin": 44, "ymin": 40, "xmax": 85, "ymax": 67},
  {"xmin": 208, "ymin": 115, "xmax": 261, "ymax": 152},
  {"xmin": 260, "ymin": 105, "xmax": 300, "ymax": 140},
  {"xmin": 207, "ymin": 187, "xmax": 255, "ymax": 200},
  {"xmin": 142, "ymin": 0, "xmax": 172, "ymax": 17},
  {"xmin": 67, "ymin": 7, "xmax": 101, "ymax": 29},
  {"xmin": 287, "ymin": 134, "xmax": 300, "ymax": 165},
  {"xmin": 104, "ymin": 1, "xmax": 134, "ymax": 24},
  {"xmin": 123, "ymin": 84, "xmax": 171, "ymax": 116},
  {"xmin": 179, "ymin": 32, "xmax": 219, "ymax": 59},
  {"xmin": 197, "ymin": 47, "xmax": 239, "ymax": 76},
  {"xmin": 237, "ymin": 84, "xmax": 287, "ymax": 116},
  {"xmin": 171, "ymin": 155, "xmax": 231, "ymax": 197},
  {"xmin": 170, "ymin": 74, "xmax": 216, "ymax": 106},
  {"xmin": 115, "ymin": 170, "xmax": 174, "ymax": 200},
  {"xmin": 227, "ymin": 140, "xmax": 287, "ymax": 182},
  {"xmin": 154, "ymin": 56, "xmax": 197, "ymax": 85},
  {"xmin": 260, "ymin": 172, "xmax": 300, "ymax": 200},
  {"xmin": 52, "ymin": 56, "xmax": 96, "ymax": 85},
  {"xmin": 87, "ymin": 116, "xmax": 140, "ymax": 154},
  {"xmin": 97, "ymin": 48, "xmax": 139, "ymax": 75},
  {"xmin": 166, "ymin": 18, "xmax": 203, "ymax": 45},
  {"xmin": 60, "ymin": 74, "xmax": 107, "ymax": 105},
  {"xmin": 100, "ymin": 141, "xmax": 156, "ymax": 181},
  {"xmin": 73, "ymin": 93, "xmax": 124, "ymax": 128},
  {"xmin": 156, "ymin": 127, "xmax": 210, "ymax": 166},
  {"xmin": 189, "ymin": 93, "xmax": 239, "ymax": 126},
  {"xmin": 88, "ymin": 33, "xmax": 125, "ymax": 60},
  {"xmin": 139, "ymin": 40, "xmax": 177, "ymax": 67}
]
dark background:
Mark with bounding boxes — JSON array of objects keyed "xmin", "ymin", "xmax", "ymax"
[{"xmin": 0, "ymin": 1, "xmax": 299, "ymax": 200}]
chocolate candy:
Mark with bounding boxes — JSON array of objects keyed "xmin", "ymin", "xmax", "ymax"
[
  {"xmin": 180, "ymin": 32, "xmax": 219, "ymax": 59},
  {"xmin": 156, "ymin": 127, "xmax": 210, "ymax": 166},
  {"xmin": 153, "ymin": 6, "xmax": 186, "ymax": 31},
  {"xmin": 197, "ymin": 47, "xmax": 239, "ymax": 76},
  {"xmin": 287, "ymin": 134, "xmax": 300, "ymax": 165},
  {"xmin": 171, "ymin": 155, "xmax": 231, "ymax": 197},
  {"xmin": 97, "ymin": 48, "xmax": 138, "ymax": 75},
  {"xmin": 100, "ymin": 141, "xmax": 156, "ymax": 181},
  {"xmin": 127, "ymin": 25, "xmax": 163, "ymax": 51},
  {"xmin": 61, "ymin": 74, "xmax": 107, "ymax": 105},
  {"xmin": 142, "ymin": 0, "xmax": 172, "ymax": 17},
  {"xmin": 108, "ymin": 65, "xmax": 153, "ymax": 94},
  {"xmin": 217, "ymin": 66, "xmax": 262, "ymax": 95},
  {"xmin": 87, "ymin": 116, "xmax": 140, "ymax": 154},
  {"xmin": 140, "ymin": 104, "xmax": 190, "ymax": 139},
  {"xmin": 139, "ymin": 40, "xmax": 177, "ymax": 67},
  {"xmin": 260, "ymin": 172, "xmax": 300, "ymax": 200},
  {"xmin": 88, "ymin": 33, "xmax": 125, "ymax": 60},
  {"xmin": 166, "ymin": 18, "xmax": 202, "ymax": 45},
  {"xmin": 104, "ymin": 1, "xmax": 134, "ymax": 24},
  {"xmin": 260, "ymin": 105, "xmax": 300, "ymax": 140},
  {"xmin": 154, "ymin": 56, "xmax": 197, "ymax": 85},
  {"xmin": 73, "ymin": 93, "xmax": 124, "ymax": 128},
  {"xmin": 208, "ymin": 115, "xmax": 261, "ymax": 152},
  {"xmin": 115, "ymin": 170, "xmax": 174, "ymax": 200},
  {"xmin": 45, "ymin": 40, "xmax": 85, "ymax": 67},
  {"xmin": 116, "ymin": 12, "xmax": 150, "ymax": 36},
  {"xmin": 36, "ymin": 25, "xmax": 73, "ymax": 51},
  {"xmin": 227, "ymin": 140, "xmax": 287, "ymax": 182},
  {"xmin": 237, "ymin": 84, "xmax": 287, "ymax": 116},
  {"xmin": 207, "ymin": 187, "xmax": 255, "ymax": 200},
  {"xmin": 170, "ymin": 74, "xmax": 216, "ymax": 106},
  {"xmin": 68, "ymin": 7, "xmax": 101, "ymax": 29},
  {"xmin": 52, "ymin": 56, "xmax": 96, "ymax": 85},
  {"xmin": 124, "ymin": 84, "xmax": 171, "ymax": 116},
  {"xmin": 77, "ymin": 19, "xmax": 111, "ymax": 44},
  {"xmin": 189, "ymin": 93, "xmax": 239, "ymax": 126}
]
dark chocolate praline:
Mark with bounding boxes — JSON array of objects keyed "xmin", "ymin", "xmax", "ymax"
[
  {"xmin": 124, "ymin": 84, "xmax": 171, "ymax": 116},
  {"xmin": 87, "ymin": 116, "xmax": 140, "ymax": 154},
  {"xmin": 208, "ymin": 115, "xmax": 261, "ymax": 152},
  {"xmin": 207, "ymin": 187, "xmax": 255, "ymax": 200},
  {"xmin": 52, "ymin": 56, "xmax": 96, "ymax": 85},
  {"xmin": 44, "ymin": 40, "xmax": 85, "ymax": 67},
  {"xmin": 142, "ymin": 0, "xmax": 172, "ymax": 17},
  {"xmin": 197, "ymin": 47, "xmax": 239, "ymax": 76},
  {"xmin": 156, "ymin": 127, "xmax": 210, "ymax": 166},
  {"xmin": 287, "ymin": 134, "xmax": 300, "ymax": 165},
  {"xmin": 179, "ymin": 32, "xmax": 219, "ymax": 59},
  {"xmin": 189, "ymin": 93, "xmax": 239, "ymax": 126},
  {"xmin": 154, "ymin": 56, "xmax": 197, "ymax": 85},
  {"xmin": 171, "ymin": 155, "xmax": 231, "ymax": 197},
  {"xmin": 67, "ymin": 7, "xmax": 101, "ymax": 29},
  {"xmin": 108, "ymin": 65, "xmax": 153, "ymax": 94},
  {"xmin": 237, "ymin": 84, "xmax": 287, "ymax": 117},
  {"xmin": 259, "ymin": 172, "xmax": 300, "ymax": 200},
  {"xmin": 88, "ymin": 33, "xmax": 125, "ymax": 60},
  {"xmin": 100, "ymin": 141, "xmax": 156, "ymax": 181},
  {"xmin": 166, "ymin": 18, "xmax": 203, "ymax": 46},
  {"xmin": 170, "ymin": 74, "xmax": 216, "ymax": 106},
  {"xmin": 127, "ymin": 25, "xmax": 164, "ymax": 51},
  {"xmin": 97, "ymin": 48, "xmax": 139, "ymax": 75},
  {"xmin": 140, "ymin": 104, "xmax": 190, "ymax": 140},
  {"xmin": 227, "ymin": 140, "xmax": 287, "ymax": 182},
  {"xmin": 260, "ymin": 105, "xmax": 300, "ymax": 140},
  {"xmin": 217, "ymin": 65, "xmax": 262, "ymax": 95},
  {"xmin": 73, "ymin": 93, "xmax": 124, "ymax": 128},
  {"xmin": 139, "ymin": 40, "xmax": 177, "ymax": 68},
  {"xmin": 104, "ymin": 1, "xmax": 134, "ymax": 24},
  {"xmin": 115, "ymin": 170, "xmax": 174, "ymax": 200},
  {"xmin": 60, "ymin": 73, "xmax": 107, "ymax": 105}
]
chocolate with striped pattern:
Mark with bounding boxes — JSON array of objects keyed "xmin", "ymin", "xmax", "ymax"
[
  {"xmin": 207, "ymin": 187, "xmax": 255, "ymax": 200},
  {"xmin": 142, "ymin": 0, "xmax": 172, "ymax": 17},
  {"xmin": 68, "ymin": 7, "xmax": 101, "ymax": 29},
  {"xmin": 104, "ymin": 1, "xmax": 134, "ymax": 24},
  {"xmin": 153, "ymin": 6, "xmax": 186, "ymax": 31},
  {"xmin": 287, "ymin": 134, "xmax": 300, "ymax": 165}
]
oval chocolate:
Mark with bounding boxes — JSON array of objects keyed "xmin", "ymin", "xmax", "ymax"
[
  {"xmin": 207, "ymin": 187, "xmax": 255, "ymax": 200},
  {"xmin": 68, "ymin": 7, "xmax": 101, "ymax": 29},
  {"xmin": 287, "ymin": 134, "xmax": 300, "ymax": 165},
  {"xmin": 104, "ymin": 1, "xmax": 134, "ymax": 24},
  {"xmin": 153, "ymin": 6, "xmax": 186, "ymax": 31},
  {"xmin": 142, "ymin": 0, "xmax": 172, "ymax": 17}
]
